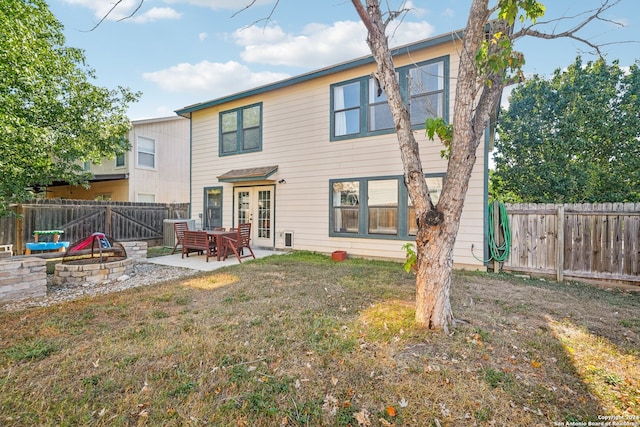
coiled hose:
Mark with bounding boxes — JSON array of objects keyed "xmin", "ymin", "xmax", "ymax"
[{"xmin": 473, "ymin": 200, "xmax": 511, "ymax": 263}]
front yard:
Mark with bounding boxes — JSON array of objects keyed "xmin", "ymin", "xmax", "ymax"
[{"xmin": 1, "ymin": 252, "xmax": 638, "ymax": 426}]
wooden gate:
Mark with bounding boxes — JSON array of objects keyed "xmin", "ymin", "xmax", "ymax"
[{"xmin": 1, "ymin": 199, "xmax": 189, "ymax": 255}]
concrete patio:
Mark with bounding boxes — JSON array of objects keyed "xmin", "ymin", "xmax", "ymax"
[{"xmin": 147, "ymin": 248, "xmax": 287, "ymax": 272}]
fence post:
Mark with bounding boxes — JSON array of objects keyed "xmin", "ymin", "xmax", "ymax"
[
  {"xmin": 556, "ymin": 205, "xmax": 564, "ymax": 282},
  {"xmin": 105, "ymin": 206, "xmax": 112, "ymax": 236},
  {"xmin": 15, "ymin": 204, "xmax": 24, "ymax": 255},
  {"xmin": 493, "ymin": 200, "xmax": 501, "ymax": 272}
]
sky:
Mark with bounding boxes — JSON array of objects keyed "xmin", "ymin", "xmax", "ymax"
[{"xmin": 46, "ymin": 0, "xmax": 640, "ymax": 120}]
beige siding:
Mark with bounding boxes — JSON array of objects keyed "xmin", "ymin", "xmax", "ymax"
[
  {"xmin": 128, "ymin": 116, "xmax": 190, "ymax": 203},
  {"xmin": 47, "ymin": 116, "xmax": 190, "ymax": 203},
  {"xmin": 188, "ymin": 37, "xmax": 487, "ymax": 269}
]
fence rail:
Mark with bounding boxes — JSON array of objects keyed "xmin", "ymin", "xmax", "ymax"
[
  {"xmin": 0, "ymin": 199, "xmax": 189, "ymax": 255},
  {"xmin": 498, "ymin": 203, "xmax": 640, "ymax": 286}
]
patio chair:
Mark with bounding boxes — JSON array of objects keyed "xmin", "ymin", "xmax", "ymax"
[
  {"xmin": 222, "ymin": 223, "xmax": 256, "ymax": 263},
  {"xmin": 172, "ymin": 221, "xmax": 189, "ymax": 254}
]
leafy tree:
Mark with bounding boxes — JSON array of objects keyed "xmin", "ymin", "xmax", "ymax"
[
  {"xmin": 0, "ymin": 0, "xmax": 139, "ymax": 215},
  {"xmin": 492, "ymin": 57, "xmax": 640, "ymax": 203}
]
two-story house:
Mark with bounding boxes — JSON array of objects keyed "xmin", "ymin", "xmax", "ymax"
[
  {"xmin": 47, "ymin": 116, "xmax": 190, "ymax": 203},
  {"xmin": 176, "ymin": 29, "xmax": 490, "ymax": 268}
]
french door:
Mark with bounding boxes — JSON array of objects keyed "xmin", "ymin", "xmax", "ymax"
[{"xmin": 233, "ymin": 186, "xmax": 274, "ymax": 247}]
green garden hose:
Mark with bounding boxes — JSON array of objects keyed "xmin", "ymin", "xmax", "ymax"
[{"xmin": 473, "ymin": 200, "xmax": 511, "ymax": 263}]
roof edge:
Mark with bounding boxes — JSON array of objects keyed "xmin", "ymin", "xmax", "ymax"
[{"xmin": 175, "ymin": 28, "xmax": 464, "ymax": 117}]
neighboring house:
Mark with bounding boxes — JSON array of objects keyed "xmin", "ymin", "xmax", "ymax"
[
  {"xmin": 176, "ymin": 30, "xmax": 491, "ymax": 268},
  {"xmin": 47, "ymin": 116, "xmax": 190, "ymax": 203}
]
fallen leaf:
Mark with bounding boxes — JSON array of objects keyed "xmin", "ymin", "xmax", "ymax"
[
  {"xmin": 531, "ymin": 360, "xmax": 543, "ymax": 368},
  {"xmin": 386, "ymin": 406, "xmax": 397, "ymax": 417},
  {"xmin": 354, "ymin": 408, "xmax": 371, "ymax": 426},
  {"xmin": 399, "ymin": 397, "xmax": 408, "ymax": 408}
]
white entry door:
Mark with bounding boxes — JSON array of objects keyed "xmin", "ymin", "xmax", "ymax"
[{"xmin": 233, "ymin": 186, "xmax": 274, "ymax": 248}]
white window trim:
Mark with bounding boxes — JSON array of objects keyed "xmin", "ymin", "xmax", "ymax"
[{"xmin": 136, "ymin": 136, "xmax": 156, "ymax": 170}]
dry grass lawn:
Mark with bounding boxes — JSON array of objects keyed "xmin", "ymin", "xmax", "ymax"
[{"xmin": 1, "ymin": 251, "xmax": 638, "ymax": 426}]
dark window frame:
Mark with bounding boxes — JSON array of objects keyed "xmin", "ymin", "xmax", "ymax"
[
  {"xmin": 219, "ymin": 102, "xmax": 263, "ymax": 156},
  {"xmin": 329, "ymin": 173, "xmax": 445, "ymax": 239},
  {"xmin": 329, "ymin": 56, "xmax": 449, "ymax": 141}
]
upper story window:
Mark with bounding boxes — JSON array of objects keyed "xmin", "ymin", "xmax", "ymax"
[
  {"xmin": 409, "ymin": 61, "xmax": 445, "ymax": 126},
  {"xmin": 368, "ymin": 78, "xmax": 394, "ymax": 132},
  {"xmin": 137, "ymin": 136, "xmax": 156, "ymax": 169},
  {"xmin": 333, "ymin": 81, "xmax": 361, "ymax": 137},
  {"xmin": 330, "ymin": 56, "xmax": 448, "ymax": 140},
  {"xmin": 115, "ymin": 153, "xmax": 125, "ymax": 168},
  {"xmin": 220, "ymin": 103, "xmax": 262, "ymax": 155}
]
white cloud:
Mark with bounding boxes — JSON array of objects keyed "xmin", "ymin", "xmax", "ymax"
[
  {"xmin": 142, "ymin": 60, "xmax": 289, "ymax": 96},
  {"xmin": 387, "ymin": 21, "xmax": 436, "ymax": 46},
  {"xmin": 199, "ymin": 32, "xmax": 208, "ymax": 42},
  {"xmin": 234, "ymin": 20, "xmax": 435, "ymax": 69},
  {"xmin": 234, "ymin": 21, "xmax": 367, "ymax": 68},
  {"xmin": 164, "ymin": 0, "xmax": 274, "ymax": 10},
  {"xmin": 61, "ymin": 0, "xmax": 180, "ymax": 23},
  {"xmin": 130, "ymin": 7, "xmax": 182, "ymax": 23}
]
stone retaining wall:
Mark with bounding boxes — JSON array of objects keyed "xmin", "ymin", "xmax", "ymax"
[
  {"xmin": 0, "ymin": 257, "xmax": 47, "ymax": 303},
  {"xmin": 53, "ymin": 258, "xmax": 135, "ymax": 286},
  {"xmin": 0, "ymin": 241, "xmax": 148, "ymax": 304}
]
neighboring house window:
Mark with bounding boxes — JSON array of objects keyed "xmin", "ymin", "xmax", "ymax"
[
  {"xmin": 220, "ymin": 103, "xmax": 262, "ymax": 155},
  {"xmin": 137, "ymin": 136, "xmax": 156, "ymax": 168},
  {"xmin": 115, "ymin": 153, "xmax": 125, "ymax": 168},
  {"xmin": 330, "ymin": 57, "xmax": 448, "ymax": 140},
  {"xmin": 83, "ymin": 161, "xmax": 91, "ymax": 171},
  {"xmin": 94, "ymin": 193, "xmax": 112, "ymax": 201},
  {"xmin": 137, "ymin": 193, "xmax": 155, "ymax": 202},
  {"xmin": 330, "ymin": 174, "xmax": 444, "ymax": 239}
]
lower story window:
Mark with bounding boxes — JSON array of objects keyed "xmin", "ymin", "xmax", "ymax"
[
  {"xmin": 368, "ymin": 179, "xmax": 397, "ymax": 234},
  {"xmin": 408, "ymin": 176, "xmax": 444, "ymax": 235},
  {"xmin": 332, "ymin": 181, "xmax": 360, "ymax": 233},
  {"xmin": 330, "ymin": 174, "xmax": 444, "ymax": 238}
]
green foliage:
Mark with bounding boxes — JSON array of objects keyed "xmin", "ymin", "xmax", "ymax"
[
  {"xmin": 475, "ymin": 1, "xmax": 545, "ymax": 86},
  {"xmin": 0, "ymin": 0, "xmax": 140, "ymax": 215},
  {"xmin": 492, "ymin": 57, "xmax": 640, "ymax": 202},
  {"xmin": 401, "ymin": 242, "xmax": 416, "ymax": 273},
  {"xmin": 425, "ymin": 117, "xmax": 453, "ymax": 159}
]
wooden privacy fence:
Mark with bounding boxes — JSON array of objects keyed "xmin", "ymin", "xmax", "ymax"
[
  {"xmin": 498, "ymin": 203, "xmax": 640, "ymax": 286},
  {"xmin": 0, "ymin": 199, "xmax": 189, "ymax": 255}
]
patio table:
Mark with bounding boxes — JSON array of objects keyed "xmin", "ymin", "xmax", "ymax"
[{"xmin": 206, "ymin": 230, "xmax": 237, "ymax": 261}]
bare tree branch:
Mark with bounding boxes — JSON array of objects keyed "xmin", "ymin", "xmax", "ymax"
[
  {"xmin": 511, "ymin": 0, "xmax": 624, "ymax": 59},
  {"xmin": 83, "ymin": 0, "xmax": 125, "ymax": 32},
  {"xmin": 117, "ymin": 0, "xmax": 144, "ymax": 23}
]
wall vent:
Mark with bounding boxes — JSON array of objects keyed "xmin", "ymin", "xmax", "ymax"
[{"xmin": 283, "ymin": 231, "xmax": 294, "ymax": 248}]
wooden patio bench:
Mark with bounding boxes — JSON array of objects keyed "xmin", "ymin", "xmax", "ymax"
[{"xmin": 181, "ymin": 230, "xmax": 214, "ymax": 262}]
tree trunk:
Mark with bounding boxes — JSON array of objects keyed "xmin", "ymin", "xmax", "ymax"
[{"xmin": 353, "ymin": 0, "xmax": 503, "ymax": 331}]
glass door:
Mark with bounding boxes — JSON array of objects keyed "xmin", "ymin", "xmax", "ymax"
[
  {"xmin": 203, "ymin": 187, "xmax": 222, "ymax": 230},
  {"xmin": 234, "ymin": 186, "xmax": 274, "ymax": 247}
]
